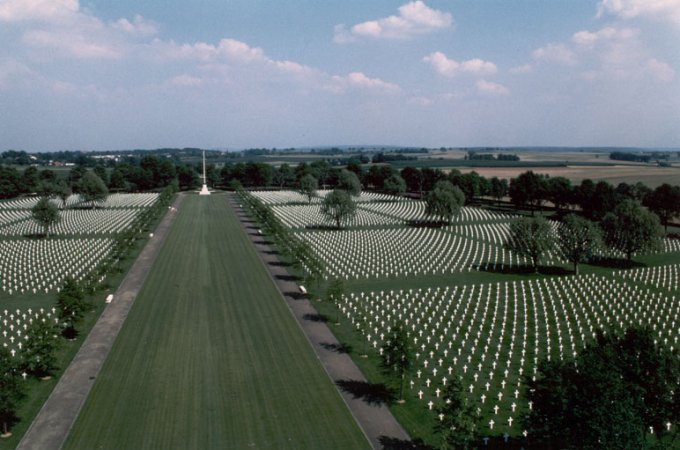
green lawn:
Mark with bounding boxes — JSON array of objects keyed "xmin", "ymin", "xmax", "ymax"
[{"xmin": 64, "ymin": 193, "xmax": 369, "ymax": 449}]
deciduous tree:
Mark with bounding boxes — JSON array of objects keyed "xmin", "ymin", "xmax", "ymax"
[
  {"xmin": 523, "ymin": 327, "xmax": 680, "ymax": 450},
  {"xmin": 57, "ymin": 277, "xmax": 89, "ymax": 339},
  {"xmin": 0, "ymin": 346, "xmax": 24, "ymax": 437},
  {"xmin": 320, "ymin": 189, "xmax": 356, "ymax": 228},
  {"xmin": 601, "ymin": 199, "xmax": 662, "ymax": 261},
  {"xmin": 299, "ymin": 174, "xmax": 318, "ymax": 204},
  {"xmin": 505, "ymin": 216, "xmax": 554, "ymax": 273},
  {"xmin": 558, "ymin": 214, "xmax": 601, "ymax": 274},
  {"xmin": 31, "ymin": 197, "xmax": 60, "ymax": 238},
  {"xmin": 380, "ymin": 323, "xmax": 413, "ymax": 402},
  {"xmin": 78, "ymin": 171, "xmax": 108, "ymax": 208},
  {"xmin": 424, "ymin": 181, "xmax": 465, "ymax": 224}
]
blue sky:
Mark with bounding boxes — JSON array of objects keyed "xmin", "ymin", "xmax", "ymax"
[{"xmin": 0, "ymin": 0, "xmax": 678, "ymax": 151}]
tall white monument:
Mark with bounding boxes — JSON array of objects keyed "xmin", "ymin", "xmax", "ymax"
[{"xmin": 199, "ymin": 150, "xmax": 210, "ymax": 195}]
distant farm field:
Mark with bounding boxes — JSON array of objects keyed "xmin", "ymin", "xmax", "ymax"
[
  {"xmin": 458, "ymin": 164, "xmax": 680, "ymax": 188},
  {"xmin": 64, "ymin": 194, "xmax": 369, "ymax": 450}
]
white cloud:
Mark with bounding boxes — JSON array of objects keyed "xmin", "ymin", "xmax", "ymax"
[
  {"xmin": 329, "ymin": 72, "xmax": 401, "ymax": 93},
  {"xmin": 476, "ymin": 79, "xmax": 509, "ymax": 95},
  {"xmin": 509, "ymin": 64, "xmax": 533, "ymax": 74},
  {"xmin": 112, "ymin": 15, "xmax": 158, "ymax": 36},
  {"xmin": 169, "ymin": 74, "xmax": 203, "ymax": 87},
  {"xmin": 23, "ymin": 29, "xmax": 123, "ymax": 59},
  {"xmin": 645, "ymin": 58, "xmax": 675, "ymax": 81},
  {"xmin": 572, "ymin": 27, "xmax": 638, "ymax": 46},
  {"xmin": 423, "ymin": 51, "xmax": 497, "ymax": 77},
  {"xmin": 597, "ymin": 0, "xmax": 680, "ymax": 25},
  {"xmin": 0, "ymin": 0, "xmax": 78, "ymax": 22},
  {"xmin": 532, "ymin": 43, "xmax": 578, "ymax": 65},
  {"xmin": 334, "ymin": 1, "xmax": 452, "ymax": 42}
]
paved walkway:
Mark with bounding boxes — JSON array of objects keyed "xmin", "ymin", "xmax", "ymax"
[
  {"xmin": 228, "ymin": 194, "xmax": 411, "ymax": 449},
  {"xmin": 17, "ymin": 195, "xmax": 184, "ymax": 450}
]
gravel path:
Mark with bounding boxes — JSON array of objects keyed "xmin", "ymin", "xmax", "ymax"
[
  {"xmin": 16, "ymin": 195, "xmax": 184, "ymax": 450},
  {"xmin": 228, "ymin": 193, "xmax": 411, "ymax": 449}
]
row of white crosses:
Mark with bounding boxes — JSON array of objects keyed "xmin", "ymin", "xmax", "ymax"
[
  {"xmin": 297, "ymin": 226, "xmax": 527, "ymax": 280},
  {"xmin": 250, "ymin": 190, "xmax": 400, "ymax": 206},
  {"xmin": 339, "ymin": 271, "xmax": 679, "ymax": 436},
  {"xmin": 0, "ymin": 307, "xmax": 59, "ymax": 357},
  {"xmin": 270, "ymin": 204, "xmax": 403, "ymax": 229},
  {"xmin": 0, "ymin": 193, "xmax": 160, "ymax": 210},
  {"xmin": 0, "ymin": 210, "xmax": 32, "ymax": 229},
  {"xmin": 0, "ymin": 238, "xmax": 114, "ymax": 294},
  {"xmin": 360, "ymin": 200, "xmax": 516, "ymax": 224},
  {"xmin": 615, "ymin": 263, "xmax": 680, "ymax": 293},
  {"xmin": 0, "ymin": 209, "xmax": 144, "ymax": 236}
]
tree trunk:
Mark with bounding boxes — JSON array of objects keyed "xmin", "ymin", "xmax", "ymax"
[{"xmin": 574, "ymin": 261, "xmax": 579, "ymax": 275}]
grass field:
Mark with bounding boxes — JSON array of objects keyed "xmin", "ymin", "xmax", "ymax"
[{"xmin": 64, "ymin": 193, "xmax": 369, "ymax": 449}]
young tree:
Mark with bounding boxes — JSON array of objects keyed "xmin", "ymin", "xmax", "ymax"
[
  {"xmin": 601, "ymin": 199, "xmax": 662, "ymax": 261},
  {"xmin": 424, "ymin": 181, "xmax": 465, "ymax": 224},
  {"xmin": 383, "ymin": 174, "xmax": 406, "ymax": 197},
  {"xmin": 557, "ymin": 214, "xmax": 602, "ymax": 274},
  {"xmin": 508, "ymin": 171, "xmax": 548, "ymax": 214},
  {"xmin": 78, "ymin": 171, "xmax": 108, "ymax": 208},
  {"xmin": 337, "ymin": 169, "xmax": 361, "ymax": 197},
  {"xmin": 299, "ymin": 174, "xmax": 318, "ymax": 204},
  {"xmin": 56, "ymin": 277, "xmax": 89, "ymax": 338},
  {"xmin": 54, "ymin": 179, "xmax": 72, "ymax": 209},
  {"xmin": 0, "ymin": 346, "xmax": 25, "ymax": 437},
  {"xmin": 489, "ymin": 176, "xmax": 508, "ymax": 205},
  {"xmin": 380, "ymin": 323, "xmax": 413, "ymax": 402},
  {"xmin": 644, "ymin": 183, "xmax": 680, "ymax": 232},
  {"xmin": 22, "ymin": 319, "xmax": 60, "ymax": 379},
  {"xmin": 320, "ymin": 189, "xmax": 356, "ymax": 228},
  {"xmin": 523, "ymin": 327, "xmax": 679, "ymax": 450},
  {"xmin": 31, "ymin": 197, "xmax": 60, "ymax": 238},
  {"xmin": 325, "ymin": 277, "xmax": 345, "ymax": 324},
  {"xmin": 435, "ymin": 375, "xmax": 479, "ymax": 450},
  {"xmin": 505, "ymin": 216, "xmax": 555, "ymax": 273}
]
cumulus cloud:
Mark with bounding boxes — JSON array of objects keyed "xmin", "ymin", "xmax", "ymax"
[
  {"xmin": 334, "ymin": 1, "xmax": 452, "ymax": 43},
  {"xmin": 0, "ymin": 0, "xmax": 78, "ymax": 22},
  {"xmin": 509, "ymin": 64, "xmax": 533, "ymax": 74},
  {"xmin": 532, "ymin": 43, "xmax": 578, "ymax": 65},
  {"xmin": 476, "ymin": 79, "xmax": 509, "ymax": 95},
  {"xmin": 572, "ymin": 27, "xmax": 638, "ymax": 46},
  {"xmin": 423, "ymin": 51, "xmax": 497, "ymax": 77},
  {"xmin": 597, "ymin": 0, "xmax": 680, "ymax": 25},
  {"xmin": 328, "ymin": 72, "xmax": 401, "ymax": 93}
]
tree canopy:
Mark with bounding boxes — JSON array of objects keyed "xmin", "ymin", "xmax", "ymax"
[
  {"xmin": 523, "ymin": 327, "xmax": 680, "ymax": 449},
  {"xmin": 557, "ymin": 214, "xmax": 601, "ymax": 274},
  {"xmin": 31, "ymin": 197, "xmax": 60, "ymax": 238},
  {"xmin": 56, "ymin": 277, "xmax": 89, "ymax": 338},
  {"xmin": 0, "ymin": 346, "xmax": 25, "ymax": 436},
  {"xmin": 644, "ymin": 183, "xmax": 680, "ymax": 232},
  {"xmin": 320, "ymin": 189, "xmax": 356, "ymax": 228},
  {"xmin": 299, "ymin": 174, "xmax": 318, "ymax": 204},
  {"xmin": 337, "ymin": 169, "xmax": 361, "ymax": 197},
  {"xmin": 424, "ymin": 180, "xmax": 465, "ymax": 224},
  {"xmin": 380, "ymin": 322, "xmax": 413, "ymax": 401},
  {"xmin": 601, "ymin": 199, "xmax": 662, "ymax": 261},
  {"xmin": 505, "ymin": 216, "xmax": 555, "ymax": 273},
  {"xmin": 434, "ymin": 374, "xmax": 479, "ymax": 449},
  {"xmin": 78, "ymin": 171, "xmax": 109, "ymax": 208}
]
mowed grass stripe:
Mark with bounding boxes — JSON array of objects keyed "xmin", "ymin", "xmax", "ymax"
[{"xmin": 65, "ymin": 194, "xmax": 369, "ymax": 449}]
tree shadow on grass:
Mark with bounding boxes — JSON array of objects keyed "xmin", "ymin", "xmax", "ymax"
[
  {"xmin": 268, "ymin": 260, "xmax": 291, "ymax": 267},
  {"xmin": 303, "ymin": 313, "xmax": 328, "ymax": 322},
  {"xmin": 588, "ymin": 257, "xmax": 645, "ymax": 269},
  {"xmin": 276, "ymin": 273, "xmax": 301, "ymax": 282},
  {"xmin": 406, "ymin": 220, "xmax": 446, "ymax": 229},
  {"xmin": 335, "ymin": 379, "xmax": 396, "ymax": 406},
  {"xmin": 378, "ymin": 436, "xmax": 433, "ymax": 450},
  {"xmin": 320, "ymin": 342, "xmax": 352, "ymax": 354},
  {"xmin": 475, "ymin": 264, "xmax": 572, "ymax": 276},
  {"xmin": 304, "ymin": 224, "xmax": 340, "ymax": 231},
  {"xmin": 284, "ymin": 291, "xmax": 308, "ymax": 300}
]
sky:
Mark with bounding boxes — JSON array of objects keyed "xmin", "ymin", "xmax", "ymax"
[{"xmin": 0, "ymin": 0, "xmax": 679, "ymax": 151}]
